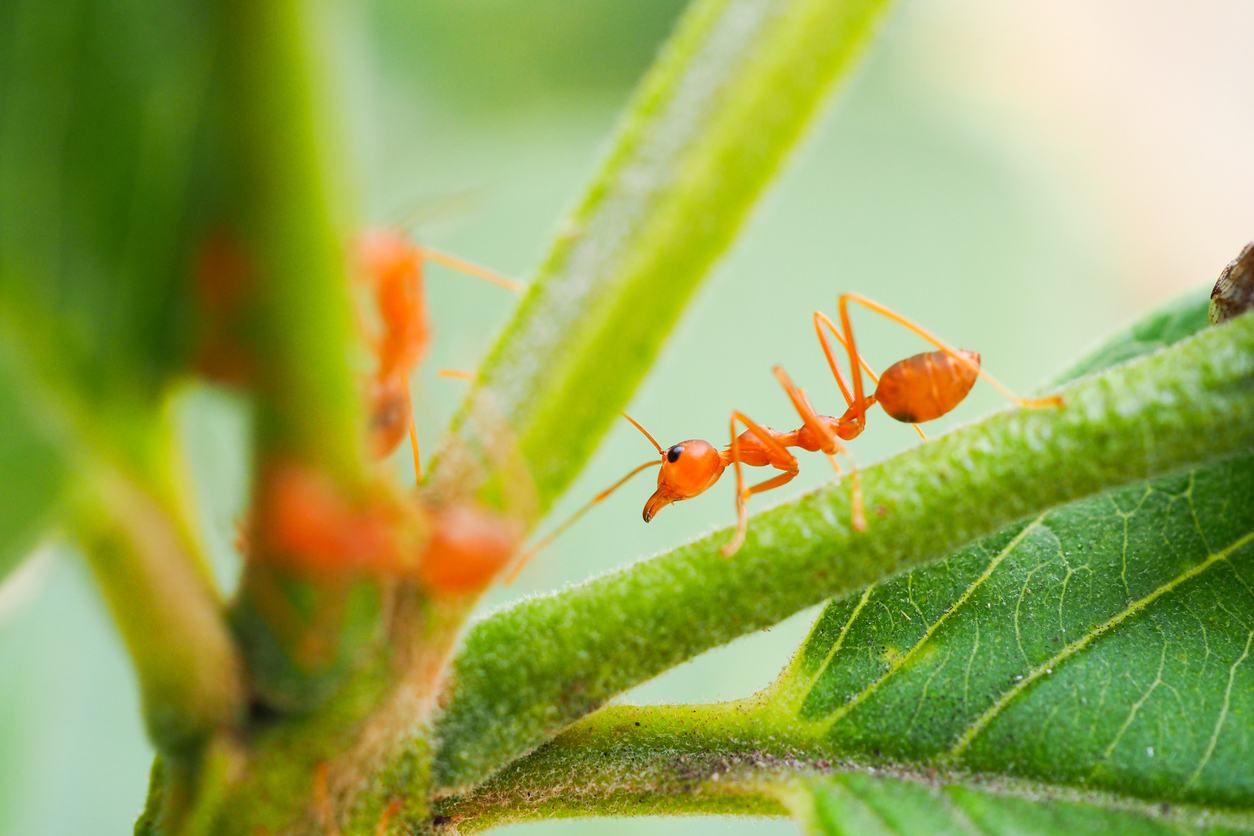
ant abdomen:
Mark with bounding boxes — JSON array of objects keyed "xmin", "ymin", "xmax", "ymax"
[{"xmin": 875, "ymin": 349, "xmax": 980, "ymax": 424}]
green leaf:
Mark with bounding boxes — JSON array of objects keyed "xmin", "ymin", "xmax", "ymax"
[
  {"xmin": 441, "ymin": 300, "xmax": 1254, "ymax": 833},
  {"xmin": 768, "ymin": 453, "xmax": 1254, "ymax": 807},
  {"xmin": 0, "ymin": 345, "xmax": 66, "ymax": 581},
  {"xmin": 1044, "ymin": 287, "xmax": 1212, "ymax": 388},
  {"xmin": 0, "ymin": 0, "xmax": 219, "ymax": 413},
  {"xmin": 433, "ymin": 310, "xmax": 1254, "ymax": 794},
  {"xmin": 784, "ymin": 773, "xmax": 1245, "ymax": 836},
  {"xmin": 0, "ymin": 0, "xmax": 225, "ymax": 568},
  {"xmin": 0, "ymin": 0, "xmax": 248, "ymax": 752},
  {"xmin": 0, "ymin": 0, "xmax": 231, "ymax": 560},
  {"xmin": 434, "ymin": 451, "xmax": 1254, "ymax": 833},
  {"xmin": 428, "ymin": 0, "xmax": 899, "ymax": 509}
]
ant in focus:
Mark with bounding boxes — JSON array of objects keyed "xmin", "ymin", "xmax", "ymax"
[{"xmin": 511, "ymin": 293, "xmax": 1062, "ymax": 574}]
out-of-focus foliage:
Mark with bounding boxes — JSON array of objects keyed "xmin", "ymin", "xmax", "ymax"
[
  {"xmin": 0, "ymin": 0, "xmax": 215, "ymax": 404},
  {"xmin": 0, "ymin": 0, "xmax": 222, "ymax": 575},
  {"xmin": 371, "ymin": 0, "xmax": 689, "ymax": 105}
]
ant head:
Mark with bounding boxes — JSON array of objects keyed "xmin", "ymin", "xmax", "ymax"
[{"xmin": 644, "ymin": 439, "xmax": 724, "ymax": 522}]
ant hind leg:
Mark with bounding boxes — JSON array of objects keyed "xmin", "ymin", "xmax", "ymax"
[{"xmin": 837, "ymin": 293, "xmax": 1063, "ymax": 410}]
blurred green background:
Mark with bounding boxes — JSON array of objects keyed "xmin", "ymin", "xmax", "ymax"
[{"xmin": 2, "ymin": 0, "xmax": 1252, "ymax": 833}]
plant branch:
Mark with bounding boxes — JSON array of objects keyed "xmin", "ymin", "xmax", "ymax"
[
  {"xmin": 433, "ymin": 704, "xmax": 1254, "ymax": 834},
  {"xmin": 73, "ymin": 463, "xmax": 244, "ymax": 755},
  {"xmin": 433, "ymin": 312, "xmax": 1254, "ymax": 791},
  {"xmin": 427, "ymin": 0, "xmax": 899, "ymax": 510},
  {"xmin": 220, "ymin": 0, "xmax": 390, "ymax": 712}
]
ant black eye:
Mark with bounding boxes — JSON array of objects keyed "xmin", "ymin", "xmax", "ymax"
[{"xmin": 667, "ymin": 445, "xmax": 684, "ymax": 463}]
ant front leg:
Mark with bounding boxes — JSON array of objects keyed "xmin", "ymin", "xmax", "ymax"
[{"xmin": 724, "ymin": 411, "xmax": 798, "ymax": 556}]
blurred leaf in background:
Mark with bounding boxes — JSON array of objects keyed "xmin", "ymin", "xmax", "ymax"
[{"xmin": 0, "ymin": 0, "xmax": 228, "ymax": 826}]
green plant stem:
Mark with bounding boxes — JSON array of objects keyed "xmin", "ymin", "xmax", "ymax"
[
  {"xmin": 433, "ymin": 704, "xmax": 1254, "ymax": 834},
  {"xmin": 220, "ymin": 0, "xmax": 386, "ymax": 711},
  {"xmin": 427, "ymin": 0, "xmax": 898, "ymax": 510},
  {"xmin": 220, "ymin": 0, "xmax": 361, "ymax": 480},
  {"xmin": 73, "ymin": 464, "xmax": 243, "ymax": 755},
  {"xmin": 420, "ymin": 0, "xmax": 899, "ymax": 799},
  {"xmin": 432, "ymin": 312, "xmax": 1254, "ymax": 791}
]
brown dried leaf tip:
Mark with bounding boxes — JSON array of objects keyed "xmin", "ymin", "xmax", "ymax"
[{"xmin": 1210, "ymin": 240, "xmax": 1254, "ymax": 325}]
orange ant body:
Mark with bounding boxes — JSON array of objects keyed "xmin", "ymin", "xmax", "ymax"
[
  {"xmin": 354, "ymin": 229, "xmax": 522, "ymax": 471},
  {"xmin": 355, "ymin": 229, "xmax": 527, "ymax": 592},
  {"xmin": 260, "ymin": 229, "xmax": 527, "ymax": 595},
  {"xmin": 512, "ymin": 293, "xmax": 1062, "ymax": 572}
]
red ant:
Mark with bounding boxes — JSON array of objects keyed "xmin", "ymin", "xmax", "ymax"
[
  {"xmin": 510, "ymin": 293, "xmax": 1062, "ymax": 573},
  {"xmin": 353, "ymin": 229, "xmax": 523, "ymax": 474},
  {"xmin": 260, "ymin": 230, "xmax": 529, "ymax": 595}
]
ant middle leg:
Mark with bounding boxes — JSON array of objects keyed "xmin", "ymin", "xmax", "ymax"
[{"xmin": 772, "ymin": 367, "xmax": 866, "ymax": 532}]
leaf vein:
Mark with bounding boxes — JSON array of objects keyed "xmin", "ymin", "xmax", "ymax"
[
  {"xmin": 944, "ymin": 527, "xmax": 1254, "ymax": 762},
  {"xmin": 810, "ymin": 585, "xmax": 875, "ymax": 686},
  {"xmin": 1186, "ymin": 626, "xmax": 1254, "ymax": 788},
  {"xmin": 817, "ymin": 517, "xmax": 1045, "ymax": 731},
  {"xmin": 1089, "ymin": 619, "xmax": 1167, "ymax": 780}
]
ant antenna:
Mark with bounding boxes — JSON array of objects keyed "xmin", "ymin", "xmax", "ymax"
[
  {"xmin": 622, "ymin": 411, "xmax": 663, "ymax": 455},
  {"xmin": 505, "ymin": 413, "xmax": 664, "ymax": 583}
]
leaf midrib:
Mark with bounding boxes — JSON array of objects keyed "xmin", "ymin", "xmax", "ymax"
[{"xmin": 790, "ymin": 517, "xmax": 1046, "ymax": 732}]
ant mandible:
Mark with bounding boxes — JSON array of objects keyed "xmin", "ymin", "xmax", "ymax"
[{"xmin": 511, "ymin": 292, "xmax": 1062, "ymax": 573}]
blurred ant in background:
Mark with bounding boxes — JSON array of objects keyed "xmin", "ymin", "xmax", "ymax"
[{"xmin": 201, "ymin": 226, "xmax": 531, "ymax": 596}]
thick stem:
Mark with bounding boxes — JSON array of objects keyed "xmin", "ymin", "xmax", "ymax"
[{"xmin": 219, "ymin": 0, "xmax": 384, "ymax": 711}]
